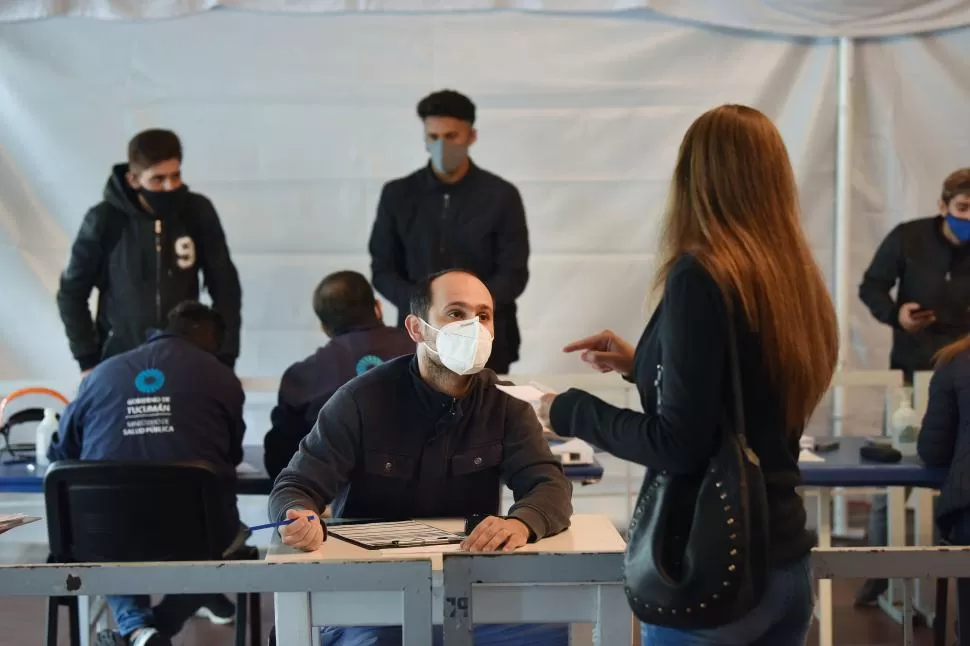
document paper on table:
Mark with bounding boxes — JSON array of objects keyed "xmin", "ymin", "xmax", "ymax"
[
  {"xmin": 328, "ymin": 520, "xmax": 465, "ymax": 550},
  {"xmin": 495, "ymin": 384, "xmax": 548, "ymax": 404}
]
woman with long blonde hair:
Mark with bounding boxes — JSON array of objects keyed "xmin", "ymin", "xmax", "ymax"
[{"xmin": 536, "ymin": 105, "xmax": 838, "ymax": 645}]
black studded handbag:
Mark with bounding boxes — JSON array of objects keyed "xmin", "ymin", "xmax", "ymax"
[{"xmin": 623, "ymin": 310, "xmax": 769, "ymax": 629}]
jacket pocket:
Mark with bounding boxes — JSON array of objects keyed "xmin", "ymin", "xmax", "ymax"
[{"xmin": 452, "ymin": 443, "xmax": 502, "ymax": 476}]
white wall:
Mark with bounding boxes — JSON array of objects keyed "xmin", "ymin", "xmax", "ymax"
[
  {"xmin": 2, "ymin": 10, "xmax": 970, "ymax": 438},
  {"xmin": 0, "ymin": 10, "xmax": 836, "ymax": 385}
]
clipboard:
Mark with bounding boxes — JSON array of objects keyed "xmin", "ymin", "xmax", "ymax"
[{"xmin": 327, "ymin": 520, "xmax": 465, "ymax": 550}]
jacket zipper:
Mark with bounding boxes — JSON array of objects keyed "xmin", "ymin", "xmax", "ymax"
[
  {"xmin": 154, "ymin": 219, "xmax": 163, "ymax": 324},
  {"xmin": 444, "ymin": 397, "xmax": 457, "ymax": 474},
  {"xmin": 439, "ymin": 193, "xmax": 450, "ymax": 257}
]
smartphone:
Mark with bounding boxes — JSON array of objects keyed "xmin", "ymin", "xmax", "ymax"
[{"xmin": 814, "ymin": 439, "xmax": 840, "ymax": 453}]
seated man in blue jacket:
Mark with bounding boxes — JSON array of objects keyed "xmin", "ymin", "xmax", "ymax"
[
  {"xmin": 269, "ymin": 269, "xmax": 572, "ymax": 646},
  {"xmin": 50, "ymin": 301, "xmax": 246, "ymax": 646},
  {"xmin": 263, "ymin": 270, "xmax": 414, "ymax": 478}
]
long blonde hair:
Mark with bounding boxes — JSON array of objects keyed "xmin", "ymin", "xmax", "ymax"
[
  {"xmin": 935, "ymin": 336, "xmax": 970, "ymax": 366},
  {"xmin": 653, "ymin": 105, "xmax": 839, "ymax": 428}
]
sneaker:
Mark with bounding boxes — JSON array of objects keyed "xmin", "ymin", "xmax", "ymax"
[
  {"xmin": 129, "ymin": 628, "xmax": 171, "ymax": 646},
  {"xmin": 194, "ymin": 594, "xmax": 236, "ymax": 625},
  {"xmin": 853, "ymin": 578, "xmax": 888, "ymax": 607},
  {"xmin": 94, "ymin": 630, "xmax": 125, "ymax": 646}
]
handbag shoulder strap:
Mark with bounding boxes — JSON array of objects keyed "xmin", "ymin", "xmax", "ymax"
[{"xmin": 724, "ymin": 300, "xmax": 748, "ymax": 443}]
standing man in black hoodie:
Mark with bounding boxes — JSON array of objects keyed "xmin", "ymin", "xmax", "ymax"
[
  {"xmin": 368, "ymin": 90, "xmax": 530, "ymax": 375},
  {"xmin": 57, "ymin": 129, "xmax": 242, "ymax": 375}
]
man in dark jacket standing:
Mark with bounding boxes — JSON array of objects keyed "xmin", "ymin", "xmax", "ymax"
[
  {"xmin": 270, "ymin": 270, "xmax": 570, "ymax": 646},
  {"xmin": 368, "ymin": 90, "xmax": 529, "ymax": 374},
  {"xmin": 860, "ymin": 168, "xmax": 970, "ymax": 384},
  {"xmin": 49, "ymin": 302, "xmax": 245, "ymax": 646},
  {"xmin": 263, "ymin": 270, "xmax": 414, "ymax": 478},
  {"xmin": 57, "ymin": 129, "xmax": 242, "ymax": 375},
  {"xmin": 855, "ymin": 167, "xmax": 970, "ymax": 605}
]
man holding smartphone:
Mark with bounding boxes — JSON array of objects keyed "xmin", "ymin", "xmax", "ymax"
[
  {"xmin": 855, "ymin": 167, "xmax": 970, "ymax": 604},
  {"xmin": 860, "ymin": 168, "xmax": 970, "ymax": 384}
]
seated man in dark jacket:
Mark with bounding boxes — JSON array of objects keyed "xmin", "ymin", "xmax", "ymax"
[
  {"xmin": 50, "ymin": 301, "xmax": 246, "ymax": 646},
  {"xmin": 269, "ymin": 269, "xmax": 572, "ymax": 646},
  {"xmin": 263, "ymin": 270, "xmax": 414, "ymax": 478}
]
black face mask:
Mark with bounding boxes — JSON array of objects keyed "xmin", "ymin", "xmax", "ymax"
[{"xmin": 139, "ymin": 185, "xmax": 186, "ymax": 216}]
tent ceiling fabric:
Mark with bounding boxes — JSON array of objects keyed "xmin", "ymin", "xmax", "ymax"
[{"xmin": 4, "ymin": 0, "xmax": 970, "ymax": 37}]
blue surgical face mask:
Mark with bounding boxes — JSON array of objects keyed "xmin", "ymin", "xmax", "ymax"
[{"xmin": 946, "ymin": 213, "xmax": 970, "ymax": 243}]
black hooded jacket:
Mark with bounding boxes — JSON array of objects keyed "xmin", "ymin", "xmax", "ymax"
[{"xmin": 56, "ymin": 164, "xmax": 242, "ymax": 370}]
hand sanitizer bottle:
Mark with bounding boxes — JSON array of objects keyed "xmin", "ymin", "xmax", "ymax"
[
  {"xmin": 35, "ymin": 408, "xmax": 58, "ymax": 467},
  {"xmin": 889, "ymin": 388, "xmax": 919, "ymax": 457}
]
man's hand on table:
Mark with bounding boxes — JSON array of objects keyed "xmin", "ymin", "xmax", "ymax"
[
  {"xmin": 460, "ymin": 516, "xmax": 530, "ymax": 552},
  {"xmin": 279, "ymin": 508, "xmax": 324, "ymax": 551}
]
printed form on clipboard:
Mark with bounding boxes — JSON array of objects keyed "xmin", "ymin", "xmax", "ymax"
[{"xmin": 327, "ymin": 520, "xmax": 465, "ymax": 550}]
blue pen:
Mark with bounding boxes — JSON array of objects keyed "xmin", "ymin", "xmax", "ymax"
[{"xmin": 249, "ymin": 515, "xmax": 316, "ymax": 532}]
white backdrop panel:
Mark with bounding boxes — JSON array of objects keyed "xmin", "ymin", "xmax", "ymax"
[
  {"xmin": 4, "ymin": 1, "xmax": 970, "ymax": 38},
  {"xmin": 0, "ymin": 10, "xmax": 836, "ymax": 416},
  {"xmin": 849, "ymin": 29, "xmax": 970, "ymax": 369}
]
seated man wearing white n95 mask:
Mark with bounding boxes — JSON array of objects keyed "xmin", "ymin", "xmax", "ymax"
[{"xmin": 268, "ymin": 269, "xmax": 572, "ymax": 646}]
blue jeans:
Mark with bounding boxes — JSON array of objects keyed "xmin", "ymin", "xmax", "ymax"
[
  {"xmin": 320, "ymin": 623, "xmax": 568, "ymax": 646},
  {"xmin": 640, "ymin": 555, "xmax": 813, "ymax": 646},
  {"xmin": 106, "ymin": 594, "xmax": 217, "ymax": 637}
]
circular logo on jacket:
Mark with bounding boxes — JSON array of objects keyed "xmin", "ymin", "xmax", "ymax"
[
  {"xmin": 174, "ymin": 236, "xmax": 196, "ymax": 270},
  {"xmin": 134, "ymin": 369, "xmax": 166, "ymax": 394},
  {"xmin": 355, "ymin": 355, "xmax": 384, "ymax": 376}
]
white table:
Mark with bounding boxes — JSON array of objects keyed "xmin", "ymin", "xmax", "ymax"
[{"xmin": 267, "ymin": 514, "xmax": 630, "ymax": 646}]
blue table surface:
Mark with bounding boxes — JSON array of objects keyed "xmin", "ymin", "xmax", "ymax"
[
  {"xmin": 799, "ymin": 436, "xmax": 947, "ymax": 488},
  {"xmin": 0, "ymin": 445, "xmax": 605, "ymax": 494},
  {"xmin": 3, "ymin": 436, "xmax": 943, "ymax": 493}
]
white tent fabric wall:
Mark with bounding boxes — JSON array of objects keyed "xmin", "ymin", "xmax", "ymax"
[
  {"xmin": 849, "ymin": 30, "xmax": 970, "ymax": 372},
  {"xmin": 0, "ymin": 10, "xmax": 838, "ymax": 391},
  {"xmin": 4, "ymin": 0, "xmax": 970, "ymax": 37},
  {"xmin": 3, "ymin": 7, "xmax": 970, "ymax": 442}
]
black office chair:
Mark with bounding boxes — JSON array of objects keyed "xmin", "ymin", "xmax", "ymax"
[{"xmin": 43, "ymin": 460, "xmax": 261, "ymax": 646}]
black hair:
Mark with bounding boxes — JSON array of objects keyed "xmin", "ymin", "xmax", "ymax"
[
  {"xmin": 165, "ymin": 301, "xmax": 225, "ymax": 354},
  {"xmin": 313, "ymin": 271, "xmax": 379, "ymax": 334},
  {"xmin": 409, "ymin": 268, "xmax": 481, "ymax": 320},
  {"xmin": 416, "ymin": 90, "xmax": 476, "ymax": 125},
  {"xmin": 128, "ymin": 129, "xmax": 182, "ymax": 173}
]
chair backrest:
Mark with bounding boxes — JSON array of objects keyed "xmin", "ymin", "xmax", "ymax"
[{"xmin": 44, "ymin": 460, "xmax": 230, "ymax": 563}]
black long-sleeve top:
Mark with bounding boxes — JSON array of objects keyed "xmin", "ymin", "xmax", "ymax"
[{"xmin": 550, "ymin": 255, "xmax": 814, "ymax": 566}]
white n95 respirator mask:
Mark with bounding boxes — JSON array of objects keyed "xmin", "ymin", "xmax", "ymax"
[{"xmin": 423, "ymin": 318, "xmax": 493, "ymax": 376}]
